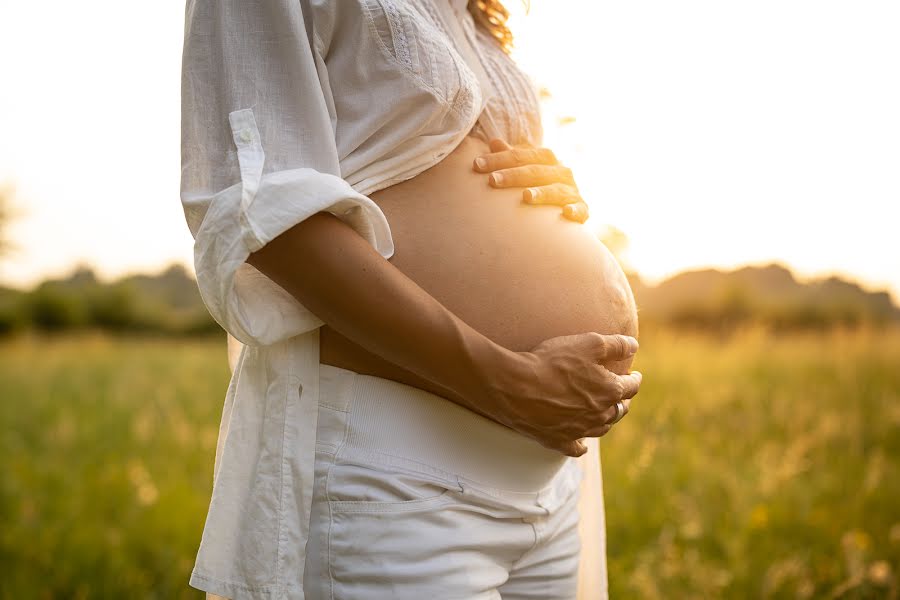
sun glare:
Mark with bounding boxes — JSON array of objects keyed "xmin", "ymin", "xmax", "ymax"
[
  {"xmin": 506, "ymin": 0, "xmax": 900, "ymax": 297},
  {"xmin": 0, "ymin": 1, "xmax": 897, "ymax": 301}
]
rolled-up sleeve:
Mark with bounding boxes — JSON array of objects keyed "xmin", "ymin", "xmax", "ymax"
[{"xmin": 180, "ymin": 0, "xmax": 394, "ymax": 346}]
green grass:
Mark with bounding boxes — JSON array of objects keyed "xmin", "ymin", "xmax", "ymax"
[
  {"xmin": 1, "ymin": 328, "xmax": 898, "ymax": 599},
  {"xmin": 0, "ymin": 332, "xmax": 229, "ymax": 599},
  {"xmin": 606, "ymin": 326, "xmax": 900, "ymax": 599}
]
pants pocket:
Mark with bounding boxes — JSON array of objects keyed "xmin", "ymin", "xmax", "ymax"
[
  {"xmin": 324, "ymin": 461, "xmax": 496, "ymax": 599},
  {"xmin": 326, "ymin": 460, "xmax": 458, "ymax": 514}
]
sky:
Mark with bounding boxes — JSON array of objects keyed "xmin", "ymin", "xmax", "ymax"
[{"xmin": 1, "ymin": 1, "xmax": 898, "ymax": 301}]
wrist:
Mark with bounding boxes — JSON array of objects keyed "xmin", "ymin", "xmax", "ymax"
[{"xmin": 469, "ymin": 342, "xmax": 535, "ymax": 428}]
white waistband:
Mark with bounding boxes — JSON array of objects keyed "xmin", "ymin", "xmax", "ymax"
[{"xmin": 318, "ymin": 363, "xmax": 574, "ymax": 494}]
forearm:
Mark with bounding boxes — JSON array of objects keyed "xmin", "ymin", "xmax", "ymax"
[{"xmin": 246, "ymin": 211, "xmax": 517, "ymax": 417}]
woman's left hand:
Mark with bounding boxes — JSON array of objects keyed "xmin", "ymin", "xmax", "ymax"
[{"xmin": 472, "ymin": 138, "xmax": 590, "ymax": 223}]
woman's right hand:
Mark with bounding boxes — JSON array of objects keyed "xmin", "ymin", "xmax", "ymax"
[{"xmin": 488, "ymin": 332, "xmax": 643, "ymax": 457}]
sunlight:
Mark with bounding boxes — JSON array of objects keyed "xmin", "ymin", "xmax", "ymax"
[
  {"xmin": 506, "ymin": 0, "xmax": 900, "ymax": 295},
  {"xmin": 0, "ymin": 0, "xmax": 897, "ymax": 300}
]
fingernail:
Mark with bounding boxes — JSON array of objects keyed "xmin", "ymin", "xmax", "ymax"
[
  {"xmin": 525, "ymin": 187, "xmax": 538, "ymax": 203},
  {"xmin": 474, "ymin": 157, "xmax": 487, "ymax": 170},
  {"xmin": 490, "ymin": 172, "xmax": 504, "ymax": 186},
  {"xmin": 624, "ymin": 336, "xmax": 639, "ymax": 355}
]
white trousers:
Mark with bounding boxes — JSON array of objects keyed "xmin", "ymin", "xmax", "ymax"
[{"xmin": 300, "ymin": 363, "xmax": 591, "ymax": 600}]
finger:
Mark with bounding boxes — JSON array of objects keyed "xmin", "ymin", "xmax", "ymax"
[
  {"xmin": 587, "ymin": 333, "xmax": 640, "ymax": 362},
  {"xmin": 549, "ymin": 438, "xmax": 588, "ymax": 457},
  {"xmin": 616, "ymin": 371, "xmax": 643, "ymax": 400},
  {"xmin": 474, "ymin": 147, "xmax": 558, "ymax": 173},
  {"xmin": 522, "ymin": 183, "xmax": 579, "ymax": 206},
  {"xmin": 582, "ymin": 423, "xmax": 613, "ymax": 438},
  {"xmin": 488, "ymin": 138, "xmax": 513, "ymax": 153},
  {"xmin": 490, "ymin": 164, "xmax": 574, "ymax": 187},
  {"xmin": 567, "ymin": 439, "xmax": 589, "ymax": 457},
  {"xmin": 597, "ymin": 397, "xmax": 632, "ymax": 426},
  {"xmin": 562, "ymin": 202, "xmax": 590, "ymax": 223}
]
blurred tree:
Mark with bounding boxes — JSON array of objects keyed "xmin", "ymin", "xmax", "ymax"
[
  {"xmin": 27, "ymin": 283, "xmax": 89, "ymax": 330},
  {"xmin": 0, "ymin": 181, "xmax": 27, "ymax": 334},
  {"xmin": 85, "ymin": 281, "xmax": 141, "ymax": 331}
]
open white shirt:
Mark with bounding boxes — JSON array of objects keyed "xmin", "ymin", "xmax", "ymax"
[{"xmin": 180, "ymin": 0, "xmax": 607, "ymax": 597}]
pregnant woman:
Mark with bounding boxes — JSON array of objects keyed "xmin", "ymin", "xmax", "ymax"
[{"xmin": 180, "ymin": 1, "xmax": 641, "ymax": 599}]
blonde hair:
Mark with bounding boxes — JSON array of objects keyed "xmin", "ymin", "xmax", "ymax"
[{"xmin": 467, "ymin": 0, "xmax": 519, "ymax": 54}]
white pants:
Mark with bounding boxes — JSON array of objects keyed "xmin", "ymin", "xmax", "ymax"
[{"xmin": 301, "ymin": 363, "xmax": 587, "ymax": 600}]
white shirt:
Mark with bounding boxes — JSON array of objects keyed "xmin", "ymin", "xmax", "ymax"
[{"xmin": 180, "ymin": 1, "xmax": 606, "ymax": 598}]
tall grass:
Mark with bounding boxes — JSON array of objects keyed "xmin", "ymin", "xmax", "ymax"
[
  {"xmin": 1, "ymin": 328, "xmax": 898, "ymax": 598},
  {"xmin": 1, "ymin": 332, "xmax": 229, "ymax": 599},
  {"xmin": 606, "ymin": 326, "xmax": 900, "ymax": 598}
]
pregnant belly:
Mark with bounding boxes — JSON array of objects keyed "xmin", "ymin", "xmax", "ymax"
[{"xmin": 320, "ymin": 135, "xmax": 638, "ymax": 399}]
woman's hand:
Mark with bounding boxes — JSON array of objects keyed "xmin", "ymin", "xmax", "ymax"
[
  {"xmin": 472, "ymin": 138, "xmax": 590, "ymax": 223},
  {"xmin": 488, "ymin": 332, "xmax": 642, "ymax": 457}
]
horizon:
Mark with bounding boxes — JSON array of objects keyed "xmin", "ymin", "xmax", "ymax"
[
  {"xmin": 1, "ymin": 1, "xmax": 898, "ymax": 303},
  {"xmin": 6, "ymin": 256, "xmax": 897, "ymax": 311}
]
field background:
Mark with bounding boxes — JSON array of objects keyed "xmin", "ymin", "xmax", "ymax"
[{"xmin": 1, "ymin": 328, "xmax": 898, "ymax": 599}]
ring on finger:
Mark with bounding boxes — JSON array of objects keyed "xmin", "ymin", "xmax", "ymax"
[{"xmin": 609, "ymin": 400, "xmax": 627, "ymax": 425}]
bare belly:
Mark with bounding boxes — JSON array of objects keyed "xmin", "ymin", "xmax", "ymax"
[{"xmin": 320, "ymin": 135, "xmax": 638, "ymax": 399}]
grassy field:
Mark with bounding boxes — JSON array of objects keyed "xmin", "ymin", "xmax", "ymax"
[{"xmin": 1, "ymin": 328, "xmax": 898, "ymax": 599}]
